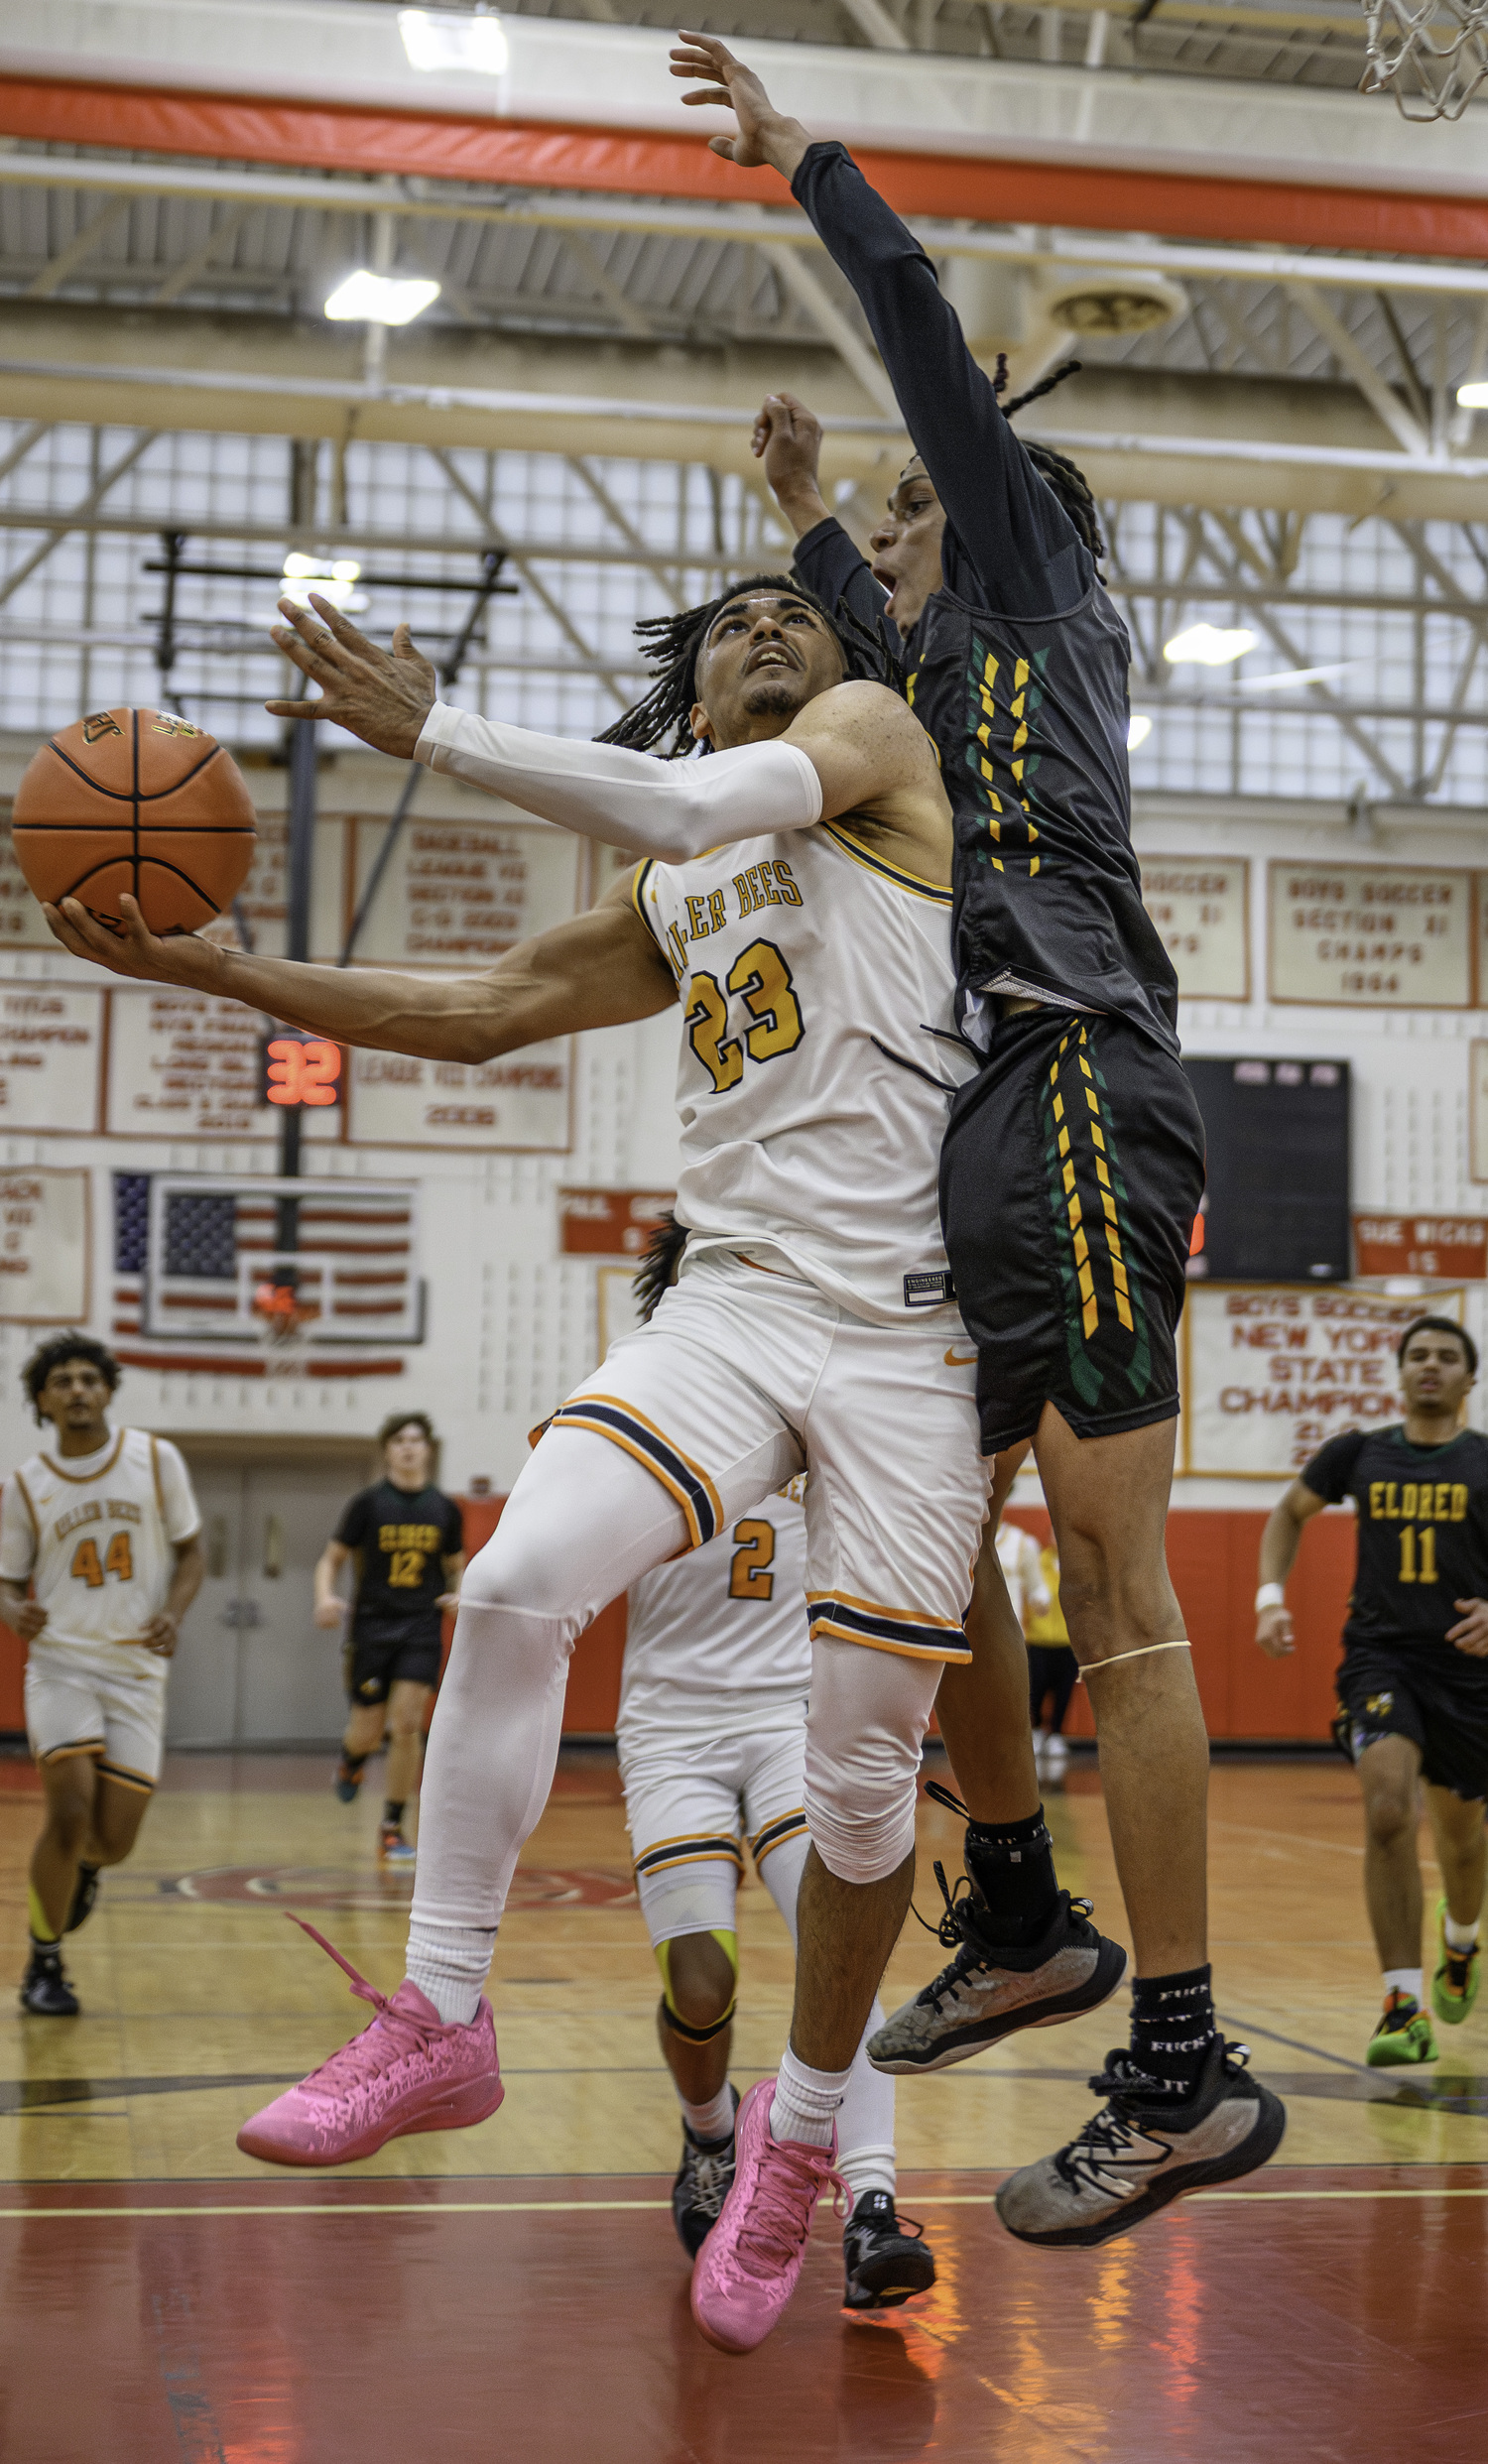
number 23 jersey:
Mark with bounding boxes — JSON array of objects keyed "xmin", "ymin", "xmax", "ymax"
[
  {"xmin": 1302, "ymin": 1423, "xmax": 1488, "ymax": 1665},
  {"xmin": 633, "ymin": 822, "xmax": 976, "ymax": 1326},
  {"xmin": 0, "ymin": 1427, "xmax": 200, "ymax": 1652}
]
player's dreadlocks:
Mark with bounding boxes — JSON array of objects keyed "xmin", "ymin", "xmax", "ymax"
[
  {"xmin": 634, "ymin": 1211, "xmax": 689, "ymax": 1323},
  {"xmin": 595, "ymin": 571, "xmax": 897, "ymax": 758},
  {"xmin": 992, "ymin": 354, "xmax": 1106, "ymax": 564}
]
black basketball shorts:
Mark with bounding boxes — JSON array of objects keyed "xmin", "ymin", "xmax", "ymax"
[
  {"xmin": 346, "ymin": 1621, "xmax": 442, "ymax": 1706},
  {"xmin": 940, "ymin": 1006, "xmax": 1205, "ymax": 1456},
  {"xmin": 1333, "ymin": 1644, "xmax": 1488, "ymax": 1802}
]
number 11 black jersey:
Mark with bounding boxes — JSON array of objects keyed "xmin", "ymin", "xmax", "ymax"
[{"xmin": 1301, "ymin": 1423, "xmax": 1488, "ymax": 1664}]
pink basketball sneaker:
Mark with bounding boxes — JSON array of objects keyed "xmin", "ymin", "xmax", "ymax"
[
  {"xmin": 237, "ymin": 1916, "xmax": 503, "ymax": 2167},
  {"xmin": 690, "ymin": 2076, "xmax": 846, "ymax": 2355}
]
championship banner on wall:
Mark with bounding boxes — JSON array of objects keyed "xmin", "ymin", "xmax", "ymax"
[
  {"xmin": 1180, "ymin": 1283, "xmax": 1465, "ymax": 1479},
  {"xmin": 0, "ymin": 1167, "xmax": 90, "ymax": 1324},
  {"xmin": 1139, "ymin": 857, "xmax": 1250, "ymax": 1000}
]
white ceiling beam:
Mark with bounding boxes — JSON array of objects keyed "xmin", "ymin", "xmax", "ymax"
[
  {"xmin": 5, "ymin": 153, "xmax": 1488, "ymax": 299},
  {"xmin": 151, "ymin": 200, "xmax": 256, "ymax": 308},
  {"xmin": 23, "ymin": 197, "xmax": 132, "ymax": 301},
  {"xmin": 836, "ymin": 0, "xmax": 914, "ymax": 45},
  {"xmin": 1283, "ymin": 282, "xmax": 1430, "ymax": 458},
  {"xmin": 757, "ymin": 244, "xmax": 901, "ymax": 420},
  {"xmin": 0, "ymin": 428, "xmax": 156, "ymax": 604},
  {"xmin": 426, "ymin": 445, "xmax": 632, "ymax": 706}
]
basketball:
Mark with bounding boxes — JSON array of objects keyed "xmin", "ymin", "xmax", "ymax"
[{"xmin": 10, "ymin": 705, "xmax": 257, "ymax": 934}]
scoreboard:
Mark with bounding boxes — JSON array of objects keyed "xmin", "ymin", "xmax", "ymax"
[{"xmin": 1183, "ymin": 1055, "xmax": 1350, "ymax": 1284}]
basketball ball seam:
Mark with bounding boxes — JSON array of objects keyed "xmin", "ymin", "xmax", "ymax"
[{"xmin": 42, "ymin": 736, "xmax": 224, "ymax": 807}]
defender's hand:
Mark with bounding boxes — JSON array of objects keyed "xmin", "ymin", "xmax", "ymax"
[
  {"xmin": 753, "ymin": 393, "xmax": 827, "ymax": 510},
  {"xmin": 43, "ymin": 891, "xmax": 217, "ymax": 985},
  {"xmin": 142, "ymin": 1611, "xmax": 180, "ymax": 1660},
  {"xmin": 314, "ymin": 1598, "xmax": 348, "ymax": 1631},
  {"xmin": 1255, "ymin": 1604, "xmax": 1295, "ymax": 1659},
  {"xmin": 265, "ymin": 596, "xmax": 438, "ymax": 758},
  {"xmin": 1447, "ymin": 1596, "xmax": 1488, "ymax": 1657},
  {"xmin": 670, "ymin": 33, "xmax": 809, "ymax": 177}
]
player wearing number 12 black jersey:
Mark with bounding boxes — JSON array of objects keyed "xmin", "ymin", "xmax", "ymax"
[
  {"xmin": 1258, "ymin": 1318, "xmax": 1488, "ymax": 2066},
  {"xmin": 315, "ymin": 1414, "xmax": 464, "ymax": 1864}
]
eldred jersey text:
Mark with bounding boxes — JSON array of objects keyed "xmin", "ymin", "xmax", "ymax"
[
  {"xmin": 1302, "ymin": 1424, "xmax": 1488, "ymax": 1659},
  {"xmin": 632, "ymin": 821, "xmax": 976, "ymax": 1325}
]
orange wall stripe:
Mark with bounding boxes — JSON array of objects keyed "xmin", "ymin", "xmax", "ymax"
[{"xmin": 4, "ymin": 78, "xmax": 1488, "ymax": 261}]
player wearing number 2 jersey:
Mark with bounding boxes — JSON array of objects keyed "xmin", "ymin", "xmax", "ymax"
[
  {"xmin": 1258, "ymin": 1317, "xmax": 1488, "ymax": 2068},
  {"xmin": 0, "ymin": 1334, "xmax": 202, "ymax": 2017}
]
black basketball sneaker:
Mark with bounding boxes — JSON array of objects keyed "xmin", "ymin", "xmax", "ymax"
[
  {"xmin": 841, "ymin": 2191, "xmax": 936, "ymax": 2311},
  {"xmin": 65, "ymin": 1861, "xmax": 101, "ymax": 1935},
  {"xmin": 20, "ymin": 1940, "xmax": 80, "ymax": 2018},
  {"xmin": 671, "ymin": 2086, "xmax": 739, "ymax": 2259}
]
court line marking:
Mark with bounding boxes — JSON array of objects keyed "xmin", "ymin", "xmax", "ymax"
[{"xmin": 3, "ymin": 2185, "xmax": 1486, "ymax": 2220}]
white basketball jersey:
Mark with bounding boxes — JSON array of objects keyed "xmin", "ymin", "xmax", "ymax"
[
  {"xmin": 618, "ymin": 1487, "xmax": 810, "ymax": 1742},
  {"xmin": 632, "ymin": 822, "xmax": 975, "ymax": 1324},
  {"xmin": 0, "ymin": 1427, "xmax": 200, "ymax": 1653}
]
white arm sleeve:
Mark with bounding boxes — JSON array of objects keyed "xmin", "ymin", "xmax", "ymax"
[
  {"xmin": 0, "ymin": 1476, "xmax": 37, "ymax": 1585},
  {"xmin": 415, "ymin": 703, "xmax": 822, "ymax": 861}
]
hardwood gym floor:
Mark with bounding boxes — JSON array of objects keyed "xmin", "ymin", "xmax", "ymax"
[{"xmin": 1, "ymin": 1751, "xmax": 1484, "ymax": 2462}]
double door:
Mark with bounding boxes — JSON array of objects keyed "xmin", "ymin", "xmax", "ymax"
[{"xmin": 167, "ymin": 1440, "xmax": 373, "ymax": 1747}]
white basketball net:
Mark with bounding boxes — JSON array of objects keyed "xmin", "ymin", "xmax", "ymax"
[
  {"xmin": 251, "ymin": 1274, "xmax": 317, "ymax": 1380},
  {"xmin": 1360, "ymin": 0, "xmax": 1488, "ymax": 118}
]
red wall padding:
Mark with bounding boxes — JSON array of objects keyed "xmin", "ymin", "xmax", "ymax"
[
  {"xmin": 1003, "ymin": 1505, "xmax": 1355, "ymax": 1743},
  {"xmin": 0, "ymin": 1501, "xmax": 1355, "ymax": 1744}
]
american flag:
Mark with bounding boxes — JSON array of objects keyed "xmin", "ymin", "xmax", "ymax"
[{"xmin": 112, "ymin": 1173, "xmax": 422, "ymax": 1378}]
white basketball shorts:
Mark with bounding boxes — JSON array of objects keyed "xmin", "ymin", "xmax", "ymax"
[
  {"xmin": 24, "ymin": 1640, "xmax": 169, "ymax": 1792},
  {"xmin": 553, "ymin": 1248, "xmax": 988, "ymax": 1668},
  {"xmin": 619, "ymin": 1713, "xmax": 809, "ymax": 1945}
]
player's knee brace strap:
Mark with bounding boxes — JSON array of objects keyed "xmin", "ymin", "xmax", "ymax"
[{"xmin": 659, "ymin": 1995, "xmax": 736, "ymax": 2044}]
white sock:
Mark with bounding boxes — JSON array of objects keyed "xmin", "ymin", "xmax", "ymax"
[
  {"xmin": 680, "ymin": 2084, "xmax": 736, "ymax": 2145},
  {"xmin": 837, "ymin": 2143, "xmax": 897, "ymax": 2209},
  {"xmin": 1383, "ymin": 1966, "xmax": 1424, "ymax": 2005},
  {"xmin": 770, "ymin": 2043, "xmax": 850, "ymax": 2150},
  {"xmin": 1443, "ymin": 1913, "xmax": 1481, "ymax": 1952},
  {"xmin": 405, "ymin": 1918, "xmax": 495, "ymax": 2026}
]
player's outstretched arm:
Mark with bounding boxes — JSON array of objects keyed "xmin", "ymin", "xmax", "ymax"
[
  {"xmin": 44, "ymin": 873, "xmax": 678, "ymax": 1065},
  {"xmin": 1254, "ymin": 1480, "xmax": 1326, "ymax": 1659},
  {"xmin": 265, "ymin": 597, "xmax": 822, "ymax": 864}
]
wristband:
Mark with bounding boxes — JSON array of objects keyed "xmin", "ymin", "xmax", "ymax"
[{"xmin": 1255, "ymin": 1583, "xmax": 1286, "ymax": 1613}]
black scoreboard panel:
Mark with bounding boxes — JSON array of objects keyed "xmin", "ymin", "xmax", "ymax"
[{"xmin": 1182, "ymin": 1056, "xmax": 1351, "ymax": 1284}]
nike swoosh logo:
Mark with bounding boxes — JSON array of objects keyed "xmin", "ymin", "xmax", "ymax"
[{"xmin": 944, "ymin": 1349, "xmax": 978, "ymax": 1368}]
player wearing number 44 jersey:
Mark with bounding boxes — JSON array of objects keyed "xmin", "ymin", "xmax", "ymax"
[
  {"xmin": 1258, "ymin": 1318, "xmax": 1488, "ymax": 2068},
  {"xmin": 0, "ymin": 1336, "xmax": 203, "ymax": 2017},
  {"xmin": 48, "ymin": 552, "xmax": 1131, "ymax": 2354}
]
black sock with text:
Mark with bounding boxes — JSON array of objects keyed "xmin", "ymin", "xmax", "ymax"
[{"xmin": 1128, "ymin": 1965, "xmax": 1217, "ymax": 2098}]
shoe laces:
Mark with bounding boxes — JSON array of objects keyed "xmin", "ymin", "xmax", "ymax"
[
  {"xmin": 1053, "ymin": 2044, "xmax": 1251, "ymax": 2196},
  {"xmin": 1442, "ymin": 1945, "xmax": 1477, "ymax": 1994},
  {"xmin": 686, "ymin": 2144, "xmax": 734, "ymax": 2225},
  {"xmin": 738, "ymin": 2133, "xmax": 848, "ymax": 2274},
  {"xmin": 285, "ymin": 1914, "xmax": 456, "ymax": 2094},
  {"xmin": 909, "ymin": 1861, "xmax": 1097, "ymax": 2010}
]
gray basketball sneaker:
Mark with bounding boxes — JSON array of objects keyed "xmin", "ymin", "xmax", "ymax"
[
  {"xmin": 996, "ymin": 2037, "xmax": 1287, "ymax": 2249},
  {"xmin": 869, "ymin": 1879, "xmax": 1127, "ymax": 2075}
]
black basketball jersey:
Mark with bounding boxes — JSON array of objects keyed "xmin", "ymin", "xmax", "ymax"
[
  {"xmin": 1301, "ymin": 1424, "xmax": 1488, "ymax": 1665},
  {"xmin": 789, "ymin": 143, "xmax": 1179, "ymax": 1056},
  {"xmin": 335, "ymin": 1479, "xmax": 463, "ymax": 1642}
]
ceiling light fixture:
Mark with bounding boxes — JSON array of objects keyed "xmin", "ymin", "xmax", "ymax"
[
  {"xmin": 1163, "ymin": 624, "xmax": 1256, "ymax": 667},
  {"xmin": 324, "ymin": 271, "xmax": 440, "ymax": 326},
  {"xmin": 398, "ymin": 9, "xmax": 510, "ymax": 75},
  {"xmin": 1127, "ymin": 714, "xmax": 1153, "ymax": 750},
  {"xmin": 1457, "ymin": 380, "xmax": 1488, "ymax": 409}
]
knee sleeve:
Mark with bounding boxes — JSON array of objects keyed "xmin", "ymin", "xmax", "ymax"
[
  {"xmin": 657, "ymin": 1931, "xmax": 738, "ymax": 2041},
  {"xmin": 803, "ymin": 1636, "xmax": 940, "ymax": 1886}
]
